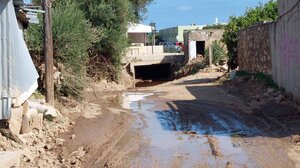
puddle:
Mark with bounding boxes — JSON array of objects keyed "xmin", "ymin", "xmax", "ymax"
[{"xmin": 121, "ymin": 92, "xmax": 259, "ymax": 168}]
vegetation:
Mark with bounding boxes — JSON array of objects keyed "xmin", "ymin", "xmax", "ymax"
[
  {"xmin": 26, "ymin": 0, "xmax": 99, "ymax": 99},
  {"xmin": 26, "ymin": 0, "xmax": 153, "ymax": 99},
  {"xmin": 203, "ymin": 24, "xmax": 226, "ymax": 29},
  {"xmin": 205, "ymin": 41, "xmax": 227, "ymax": 64},
  {"xmin": 223, "ymin": 0, "xmax": 278, "ymax": 70},
  {"xmin": 236, "ymin": 71, "xmax": 279, "ymax": 89}
]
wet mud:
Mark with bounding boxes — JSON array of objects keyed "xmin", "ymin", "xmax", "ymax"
[{"xmin": 102, "ymin": 72, "xmax": 300, "ymax": 168}]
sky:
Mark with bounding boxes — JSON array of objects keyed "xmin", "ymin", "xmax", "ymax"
[{"xmin": 142, "ymin": 0, "xmax": 269, "ymax": 30}]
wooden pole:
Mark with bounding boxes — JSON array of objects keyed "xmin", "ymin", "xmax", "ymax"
[
  {"xmin": 43, "ymin": 0, "xmax": 54, "ymax": 106},
  {"xmin": 209, "ymin": 45, "xmax": 213, "ymax": 68}
]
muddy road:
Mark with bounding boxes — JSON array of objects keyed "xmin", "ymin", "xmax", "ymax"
[{"xmin": 62, "ymin": 72, "xmax": 300, "ymax": 168}]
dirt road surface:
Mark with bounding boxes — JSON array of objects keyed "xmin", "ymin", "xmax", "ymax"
[{"xmin": 61, "ymin": 71, "xmax": 300, "ymax": 168}]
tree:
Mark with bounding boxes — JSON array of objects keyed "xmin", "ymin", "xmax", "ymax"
[
  {"xmin": 203, "ymin": 24, "xmax": 226, "ymax": 30},
  {"xmin": 129, "ymin": 0, "xmax": 153, "ymax": 21},
  {"xmin": 26, "ymin": 0, "xmax": 99, "ymax": 99},
  {"xmin": 223, "ymin": 0, "xmax": 278, "ymax": 70}
]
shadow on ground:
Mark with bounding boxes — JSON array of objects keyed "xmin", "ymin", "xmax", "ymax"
[{"xmin": 155, "ymin": 79, "xmax": 300, "ymax": 138}]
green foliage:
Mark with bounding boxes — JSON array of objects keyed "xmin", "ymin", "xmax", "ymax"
[
  {"xmin": 75, "ymin": 0, "xmax": 137, "ymax": 80},
  {"xmin": 236, "ymin": 71, "xmax": 278, "ymax": 89},
  {"xmin": 129, "ymin": 0, "xmax": 154, "ymax": 21},
  {"xmin": 203, "ymin": 24, "xmax": 226, "ymax": 30},
  {"xmin": 205, "ymin": 41, "xmax": 227, "ymax": 64},
  {"xmin": 254, "ymin": 72, "xmax": 279, "ymax": 89},
  {"xmin": 223, "ymin": 0, "xmax": 278, "ymax": 70},
  {"xmin": 26, "ymin": 0, "xmax": 99, "ymax": 99},
  {"xmin": 26, "ymin": 0, "xmax": 153, "ymax": 98}
]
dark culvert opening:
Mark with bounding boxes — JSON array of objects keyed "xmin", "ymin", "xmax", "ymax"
[{"xmin": 134, "ymin": 63, "xmax": 172, "ymax": 87}]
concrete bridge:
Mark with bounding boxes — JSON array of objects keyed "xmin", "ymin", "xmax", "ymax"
[{"xmin": 122, "ymin": 46, "xmax": 186, "ymax": 80}]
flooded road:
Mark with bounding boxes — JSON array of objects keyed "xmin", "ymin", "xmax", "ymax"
[
  {"xmin": 99, "ymin": 72, "xmax": 299, "ymax": 168},
  {"xmin": 120, "ymin": 92, "xmax": 258, "ymax": 168}
]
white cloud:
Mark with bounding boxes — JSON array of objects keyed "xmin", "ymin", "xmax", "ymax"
[{"xmin": 177, "ymin": 6, "xmax": 194, "ymax": 12}]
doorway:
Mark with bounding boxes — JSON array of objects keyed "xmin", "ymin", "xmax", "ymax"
[{"xmin": 196, "ymin": 41, "xmax": 205, "ymax": 56}]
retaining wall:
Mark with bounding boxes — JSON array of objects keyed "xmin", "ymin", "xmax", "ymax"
[
  {"xmin": 237, "ymin": 0, "xmax": 300, "ymax": 99},
  {"xmin": 237, "ymin": 22, "xmax": 273, "ymax": 75}
]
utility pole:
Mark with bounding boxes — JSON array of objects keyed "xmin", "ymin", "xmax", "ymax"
[
  {"xmin": 150, "ymin": 22, "xmax": 156, "ymax": 54},
  {"xmin": 43, "ymin": 0, "xmax": 54, "ymax": 106}
]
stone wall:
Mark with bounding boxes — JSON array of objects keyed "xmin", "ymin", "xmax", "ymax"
[
  {"xmin": 184, "ymin": 29, "xmax": 225, "ymax": 60},
  {"xmin": 237, "ymin": 22, "xmax": 273, "ymax": 75},
  {"xmin": 185, "ymin": 29, "xmax": 225, "ymax": 48},
  {"xmin": 237, "ymin": 0, "xmax": 300, "ymax": 99}
]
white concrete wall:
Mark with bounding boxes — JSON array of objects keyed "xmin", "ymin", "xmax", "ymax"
[
  {"xmin": 270, "ymin": 0, "xmax": 300, "ymax": 99},
  {"xmin": 126, "ymin": 46, "xmax": 164, "ymax": 57}
]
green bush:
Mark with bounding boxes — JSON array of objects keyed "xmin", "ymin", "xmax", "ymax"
[
  {"xmin": 223, "ymin": 1, "xmax": 278, "ymax": 70},
  {"xmin": 205, "ymin": 41, "xmax": 227, "ymax": 64},
  {"xmin": 26, "ymin": 0, "xmax": 100, "ymax": 99},
  {"xmin": 26, "ymin": 0, "xmax": 153, "ymax": 99},
  {"xmin": 236, "ymin": 71, "xmax": 278, "ymax": 89},
  {"xmin": 203, "ymin": 24, "xmax": 226, "ymax": 30}
]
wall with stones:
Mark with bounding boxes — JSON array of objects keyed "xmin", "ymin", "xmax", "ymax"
[
  {"xmin": 185, "ymin": 29, "xmax": 225, "ymax": 48},
  {"xmin": 184, "ymin": 29, "xmax": 225, "ymax": 60},
  {"xmin": 237, "ymin": 0, "xmax": 300, "ymax": 100},
  {"xmin": 237, "ymin": 22, "xmax": 273, "ymax": 75}
]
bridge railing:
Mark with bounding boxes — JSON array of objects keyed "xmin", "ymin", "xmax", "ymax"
[{"xmin": 125, "ymin": 46, "xmax": 164, "ymax": 57}]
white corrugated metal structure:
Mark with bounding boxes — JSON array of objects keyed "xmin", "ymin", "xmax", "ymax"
[
  {"xmin": 0, "ymin": 0, "xmax": 39, "ymax": 119},
  {"xmin": 128, "ymin": 23, "xmax": 153, "ymax": 33}
]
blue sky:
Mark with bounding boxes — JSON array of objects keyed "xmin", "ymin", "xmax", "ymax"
[{"xmin": 143, "ymin": 0, "xmax": 269, "ymax": 30}]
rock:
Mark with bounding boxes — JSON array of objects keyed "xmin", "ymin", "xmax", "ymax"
[
  {"xmin": 267, "ymin": 88, "xmax": 275, "ymax": 94},
  {"xmin": 292, "ymin": 135, "xmax": 300, "ymax": 143},
  {"xmin": 26, "ymin": 109, "xmax": 38, "ymax": 119},
  {"xmin": 225, "ymin": 161, "xmax": 233, "ymax": 168},
  {"xmin": 220, "ymin": 64, "xmax": 228, "ymax": 71},
  {"xmin": 9, "ymin": 107, "xmax": 23, "ymax": 135},
  {"xmin": 44, "ymin": 144, "xmax": 52, "ymax": 150},
  {"xmin": 71, "ymin": 147, "xmax": 86, "ymax": 159},
  {"xmin": 28, "ymin": 101, "xmax": 61, "ymax": 118},
  {"xmin": 71, "ymin": 134, "xmax": 76, "ymax": 139},
  {"xmin": 275, "ymin": 94, "xmax": 284, "ymax": 103},
  {"xmin": 37, "ymin": 159, "xmax": 46, "ymax": 168},
  {"xmin": 20, "ymin": 115, "xmax": 31, "ymax": 134},
  {"xmin": 263, "ymin": 92, "xmax": 269, "ymax": 98},
  {"xmin": 55, "ymin": 138, "xmax": 65, "ymax": 146},
  {"xmin": 21, "ymin": 149, "xmax": 34, "ymax": 162},
  {"xmin": 29, "ymin": 114, "xmax": 43, "ymax": 131},
  {"xmin": 70, "ymin": 159, "xmax": 77, "ymax": 165}
]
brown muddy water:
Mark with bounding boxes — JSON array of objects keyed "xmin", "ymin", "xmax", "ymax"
[
  {"xmin": 102, "ymin": 90, "xmax": 297, "ymax": 168},
  {"xmin": 114, "ymin": 92, "xmax": 255, "ymax": 168}
]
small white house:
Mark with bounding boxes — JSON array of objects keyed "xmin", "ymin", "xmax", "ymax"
[{"xmin": 127, "ymin": 23, "xmax": 153, "ymax": 46}]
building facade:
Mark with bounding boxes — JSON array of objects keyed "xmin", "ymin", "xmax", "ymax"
[
  {"xmin": 184, "ymin": 29, "xmax": 225, "ymax": 60},
  {"xmin": 159, "ymin": 25, "xmax": 205, "ymax": 43}
]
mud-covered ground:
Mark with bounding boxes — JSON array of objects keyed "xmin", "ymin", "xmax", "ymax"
[{"xmin": 59, "ymin": 71, "xmax": 300, "ymax": 168}]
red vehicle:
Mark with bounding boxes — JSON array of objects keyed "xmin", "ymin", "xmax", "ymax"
[{"xmin": 174, "ymin": 42, "xmax": 185, "ymax": 51}]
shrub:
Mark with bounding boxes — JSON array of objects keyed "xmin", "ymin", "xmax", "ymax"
[
  {"xmin": 26, "ymin": 0, "xmax": 100, "ymax": 99},
  {"xmin": 205, "ymin": 41, "xmax": 227, "ymax": 64},
  {"xmin": 223, "ymin": 1, "xmax": 278, "ymax": 70}
]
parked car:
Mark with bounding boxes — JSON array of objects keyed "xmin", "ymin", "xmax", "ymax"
[
  {"xmin": 160, "ymin": 42, "xmax": 181, "ymax": 53},
  {"xmin": 175, "ymin": 42, "xmax": 185, "ymax": 51}
]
